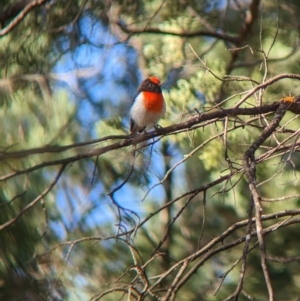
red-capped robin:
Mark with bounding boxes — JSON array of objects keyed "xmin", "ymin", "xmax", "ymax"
[{"xmin": 130, "ymin": 76, "xmax": 165, "ymax": 134}]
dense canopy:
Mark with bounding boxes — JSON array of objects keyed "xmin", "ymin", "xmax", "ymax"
[{"xmin": 1, "ymin": 0, "xmax": 300, "ymax": 300}]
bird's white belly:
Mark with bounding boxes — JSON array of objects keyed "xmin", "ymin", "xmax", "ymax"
[{"xmin": 130, "ymin": 94, "xmax": 165, "ymax": 128}]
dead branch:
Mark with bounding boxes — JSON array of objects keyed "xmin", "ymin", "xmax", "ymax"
[
  {"xmin": 243, "ymin": 101, "xmax": 291, "ymax": 300},
  {"xmin": 0, "ymin": 0, "xmax": 48, "ymax": 36}
]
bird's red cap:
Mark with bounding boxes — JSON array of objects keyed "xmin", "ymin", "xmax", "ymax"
[{"xmin": 149, "ymin": 76, "xmax": 161, "ymax": 85}]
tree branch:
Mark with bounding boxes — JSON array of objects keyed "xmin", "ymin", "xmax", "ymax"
[
  {"xmin": 116, "ymin": 20, "xmax": 239, "ymax": 43},
  {"xmin": 243, "ymin": 101, "xmax": 291, "ymax": 300},
  {"xmin": 0, "ymin": 0, "xmax": 48, "ymax": 36},
  {"xmin": 0, "ymin": 164, "xmax": 66, "ymax": 231},
  {"xmin": 0, "ymin": 102, "xmax": 281, "ymax": 181}
]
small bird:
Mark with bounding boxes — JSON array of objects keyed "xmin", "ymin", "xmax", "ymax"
[{"xmin": 130, "ymin": 76, "xmax": 165, "ymax": 134}]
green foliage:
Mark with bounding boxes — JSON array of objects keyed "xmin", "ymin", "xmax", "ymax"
[{"xmin": 1, "ymin": 0, "xmax": 300, "ymax": 300}]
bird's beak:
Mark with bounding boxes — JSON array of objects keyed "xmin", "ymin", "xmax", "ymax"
[{"xmin": 159, "ymin": 82, "xmax": 165, "ymax": 87}]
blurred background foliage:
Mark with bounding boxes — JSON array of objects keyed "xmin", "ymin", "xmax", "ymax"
[{"xmin": 1, "ymin": 0, "xmax": 300, "ymax": 300}]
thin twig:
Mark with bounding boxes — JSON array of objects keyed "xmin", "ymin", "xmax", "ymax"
[{"xmin": 0, "ymin": 164, "xmax": 66, "ymax": 230}]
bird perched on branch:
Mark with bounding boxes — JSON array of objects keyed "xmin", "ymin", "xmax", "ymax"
[{"xmin": 130, "ymin": 76, "xmax": 165, "ymax": 134}]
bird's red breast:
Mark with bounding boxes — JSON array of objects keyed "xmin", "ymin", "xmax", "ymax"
[{"xmin": 142, "ymin": 91, "xmax": 165, "ymax": 113}]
